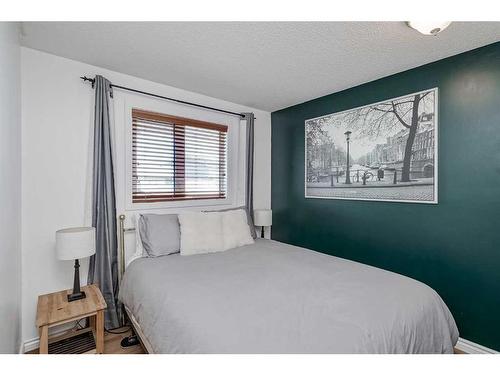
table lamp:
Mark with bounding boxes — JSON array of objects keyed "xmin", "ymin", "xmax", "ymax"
[
  {"xmin": 56, "ymin": 227, "xmax": 96, "ymax": 302},
  {"xmin": 253, "ymin": 209, "xmax": 272, "ymax": 238}
]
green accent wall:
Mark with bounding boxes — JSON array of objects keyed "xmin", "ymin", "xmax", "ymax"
[{"xmin": 271, "ymin": 42, "xmax": 500, "ymax": 350}]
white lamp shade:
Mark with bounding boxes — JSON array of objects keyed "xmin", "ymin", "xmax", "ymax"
[
  {"xmin": 254, "ymin": 209, "xmax": 272, "ymax": 227},
  {"xmin": 56, "ymin": 227, "xmax": 96, "ymax": 260}
]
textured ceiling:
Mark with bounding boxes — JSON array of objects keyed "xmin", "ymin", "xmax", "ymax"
[{"xmin": 20, "ymin": 22, "xmax": 500, "ymax": 111}]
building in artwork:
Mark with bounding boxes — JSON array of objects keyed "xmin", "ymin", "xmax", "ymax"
[
  {"xmin": 307, "ymin": 132, "xmax": 347, "ymax": 181},
  {"xmin": 358, "ymin": 112, "xmax": 435, "ymax": 178},
  {"xmin": 309, "ymin": 142, "xmax": 346, "ymax": 170}
]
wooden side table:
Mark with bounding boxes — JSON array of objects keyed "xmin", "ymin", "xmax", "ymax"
[{"xmin": 36, "ymin": 284, "xmax": 107, "ymax": 354}]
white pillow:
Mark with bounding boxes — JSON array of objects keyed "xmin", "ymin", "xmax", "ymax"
[
  {"xmin": 222, "ymin": 209, "xmax": 254, "ymax": 250},
  {"xmin": 178, "ymin": 211, "xmax": 224, "ymax": 256}
]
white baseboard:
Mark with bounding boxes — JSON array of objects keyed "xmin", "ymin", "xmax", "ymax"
[
  {"xmin": 18, "ymin": 340, "xmax": 25, "ymax": 355},
  {"xmin": 455, "ymin": 337, "xmax": 498, "ymax": 354},
  {"xmin": 22, "ymin": 337, "xmax": 40, "ymax": 354},
  {"xmin": 20, "ymin": 323, "xmax": 80, "ymax": 354}
]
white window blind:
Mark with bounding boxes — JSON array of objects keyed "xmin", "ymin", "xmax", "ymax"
[{"xmin": 132, "ymin": 108, "xmax": 228, "ymax": 203}]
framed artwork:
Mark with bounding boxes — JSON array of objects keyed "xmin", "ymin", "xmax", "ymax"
[{"xmin": 305, "ymin": 88, "xmax": 438, "ymax": 204}]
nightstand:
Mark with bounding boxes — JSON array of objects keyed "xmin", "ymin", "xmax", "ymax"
[{"xmin": 36, "ymin": 284, "xmax": 107, "ymax": 354}]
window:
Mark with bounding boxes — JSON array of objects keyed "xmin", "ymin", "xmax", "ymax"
[{"xmin": 132, "ymin": 108, "xmax": 228, "ymax": 203}]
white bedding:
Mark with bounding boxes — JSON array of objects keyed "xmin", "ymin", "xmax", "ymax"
[{"xmin": 119, "ymin": 239, "xmax": 459, "ymax": 353}]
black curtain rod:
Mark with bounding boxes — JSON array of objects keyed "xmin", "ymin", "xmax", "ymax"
[{"xmin": 80, "ymin": 76, "xmax": 245, "ymax": 118}]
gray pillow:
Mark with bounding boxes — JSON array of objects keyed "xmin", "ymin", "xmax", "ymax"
[
  {"xmin": 206, "ymin": 206, "xmax": 257, "ymax": 239},
  {"xmin": 138, "ymin": 214, "xmax": 180, "ymax": 257}
]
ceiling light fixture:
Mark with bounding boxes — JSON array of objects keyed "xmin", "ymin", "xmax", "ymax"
[{"xmin": 407, "ymin": 21, "xmax": 451, "ymax": 36}]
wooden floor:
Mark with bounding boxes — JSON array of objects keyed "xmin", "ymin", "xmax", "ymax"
[
  {"xmin": 102, "ymin": 327, "xmax": 145, "ymax": 354},
  {"xmin": 27, "ymin": 327, "xmax": 145, "ymax": 354},
  {"xmin": 27, "ymin": 327, "xmax": 463, "ymax": 354}
]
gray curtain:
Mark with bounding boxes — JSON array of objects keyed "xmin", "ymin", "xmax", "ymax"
[
  {"xmin": 87, "ymin": 75, "xmax": 120, "ymax": 329},
  {"xmin": 243, "ymin": 112, "xmax": 255, "ymax": 217}
]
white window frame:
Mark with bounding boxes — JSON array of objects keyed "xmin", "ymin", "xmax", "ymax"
[{"xmin": 113, "ymin": 93, "xmax": 243, "ymax": 212}]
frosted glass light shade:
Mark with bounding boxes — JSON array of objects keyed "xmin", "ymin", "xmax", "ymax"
[
  {"xmin": 56, "ymin": 227, "xmax": 96, "ymax": 260},
  {"xmin": 407, "ymin": 21, "xmax": 451, "ymax": 36},
  {"xmin": 254, "ymin": 209, "xmax": 272, "ymax": 227}
]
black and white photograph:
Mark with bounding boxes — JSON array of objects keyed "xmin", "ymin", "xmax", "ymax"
[{"xmin": 305, "ymin": 88, "xmax": 438, "ymax": 203}]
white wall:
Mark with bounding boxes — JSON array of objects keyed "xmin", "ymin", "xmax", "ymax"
[
  {"xmin": 0, "ymin": 23, "xmax": 22, "ymax": 353},
  {"xmin": 21, "ymin": 47, "xmax": 271, "ymax": 346}
]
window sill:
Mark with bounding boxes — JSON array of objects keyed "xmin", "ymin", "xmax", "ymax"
[{"xmin": 125, "ymin": 196, "xmax": 235, "ymax": 212}]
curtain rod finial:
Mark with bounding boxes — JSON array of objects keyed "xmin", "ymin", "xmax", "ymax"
[{"xmin": 80, "ymin": 76, "xmax": 95, "ymax": 88}]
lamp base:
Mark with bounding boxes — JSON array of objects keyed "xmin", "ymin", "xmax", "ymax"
[
  {"xmin": 67, "ymin": 291, "xmax": 86, "ymax": 302},
  {"xmin": 67, "ymin": 258, "xmax": 85, "ymax": 302}
]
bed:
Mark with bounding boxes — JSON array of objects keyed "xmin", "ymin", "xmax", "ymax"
[{"xmin": 118, "ymin": 238, "xmax": 458, "ymax": 354}]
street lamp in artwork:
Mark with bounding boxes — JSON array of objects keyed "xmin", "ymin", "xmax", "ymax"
[{"xmin": 344, "ymin": 131, "xmax": 352, "ymax": 184}]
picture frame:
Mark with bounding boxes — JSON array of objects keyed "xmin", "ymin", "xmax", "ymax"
[{"xmin": 304, "ymin": 88, "xmax": 438, "ymax": 204}]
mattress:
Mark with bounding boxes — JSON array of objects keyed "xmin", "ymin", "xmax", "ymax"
[{"xmin": 118, "ymin": 239, "xmax": 458, "ymax": 353}]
